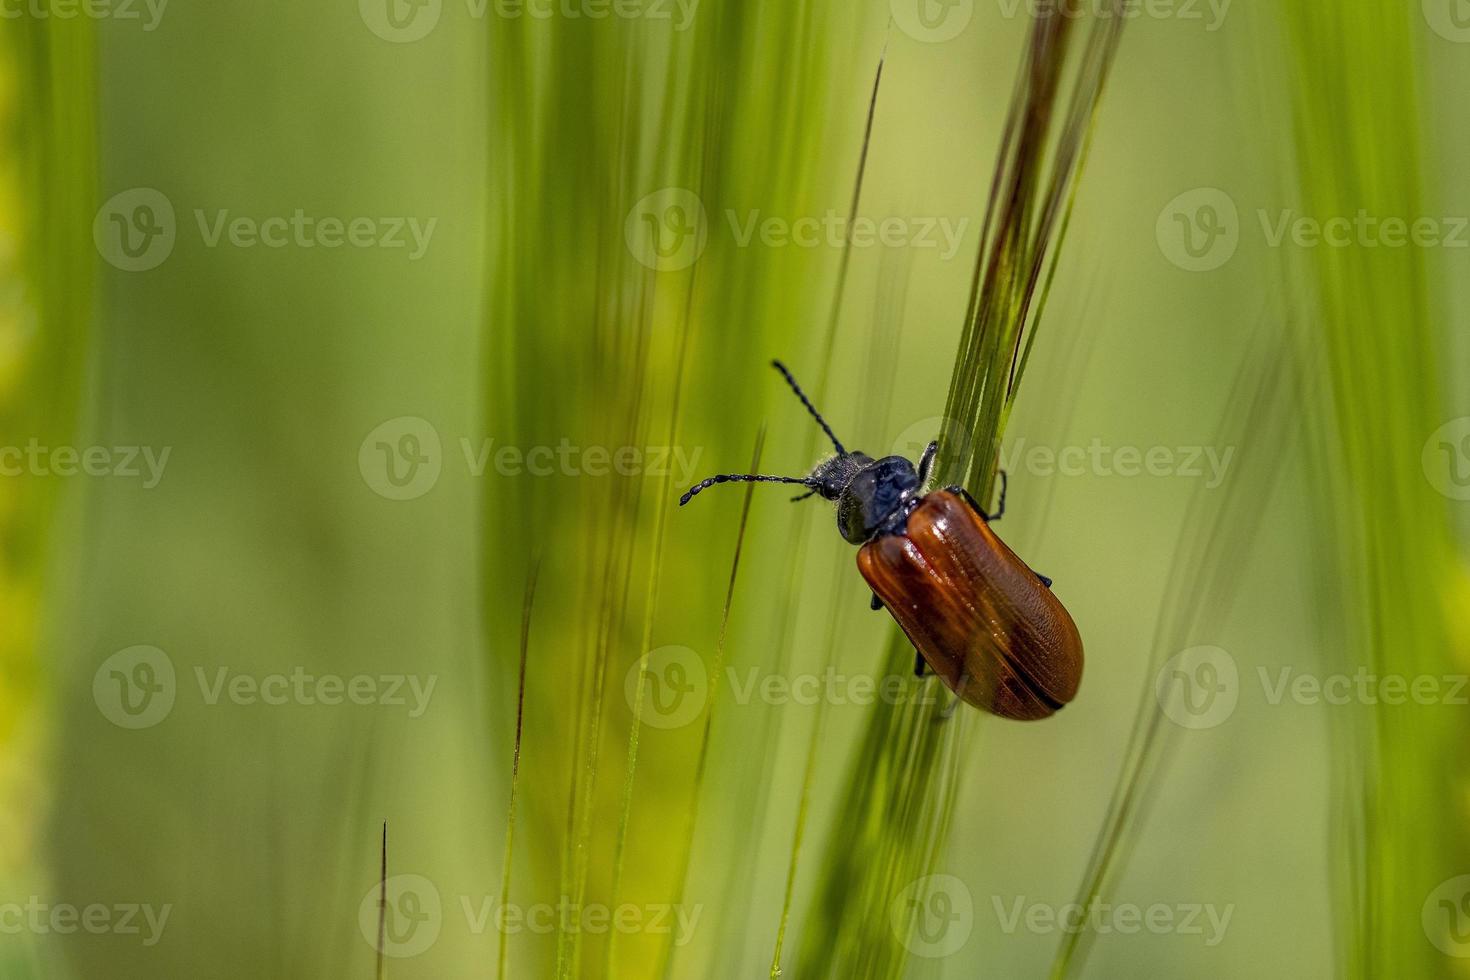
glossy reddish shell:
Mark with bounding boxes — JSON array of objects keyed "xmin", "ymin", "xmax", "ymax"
[{"xmin": 857, "ymin": 490, "xmax": 1083, "ymax": 720}]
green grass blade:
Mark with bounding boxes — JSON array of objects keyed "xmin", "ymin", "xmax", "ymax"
[
  {"xmin": 497, "ymin": 560, "xmax": 540, "ymax": 980},
  {"xmin": 797, "ymin": 8, "xmax": 1126, "ymax": 976}
]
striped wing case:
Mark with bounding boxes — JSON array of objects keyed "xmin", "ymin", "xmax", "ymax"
[{"xmin": 857, "ymin": 490, "xmax": 1083, "ymax": 720}]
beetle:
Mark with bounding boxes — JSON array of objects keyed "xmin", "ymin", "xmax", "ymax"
[{"xmin": 678, "ymin": 360, "xmax": 1083, "ymax": 720}]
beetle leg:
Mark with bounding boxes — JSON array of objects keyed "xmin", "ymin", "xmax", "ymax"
[
  {"xmin": 1036, "ymin": 571, "xmax": 1053, "ymax": 589},
  {"xmin": 945, "ymin": 484, "xmax": 994, "ymax": 522},
  {"xmin": 870, "ymin": 592, "xmax": 883, "ymax": 611},
  {"xmin": 916, "ymin": 440, "xmax": 939, "ymax": 487},
  {"xmin": 946, "ymin": 472, "xmax": 1007, "ymax": 522},
  {"xmin": 913, "ymin": 650, "xmax": 927, "ymax": 677}
]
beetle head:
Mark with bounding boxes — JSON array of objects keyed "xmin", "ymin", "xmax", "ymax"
[
  {"xmin": 676, "ymin": 362, "xmax": 932, "ymax": 544},
  {"xmin": 803, "ymin": 451, "xmax": 873, "ymax": 501}
]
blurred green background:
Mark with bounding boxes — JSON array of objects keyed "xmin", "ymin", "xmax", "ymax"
[{"xmin": 2, "ymin": 1, "xmax": 1468, "ymax": 977}]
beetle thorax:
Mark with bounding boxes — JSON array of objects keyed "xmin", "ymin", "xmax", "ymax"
[{"xmin": 833, "ymin": 455, "xmax": 921, "ymax": 544}]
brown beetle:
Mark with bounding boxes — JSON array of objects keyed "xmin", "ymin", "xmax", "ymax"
[{"xmin": 679, "ymin": 361, "xmax": 1083, "ymax": 720}]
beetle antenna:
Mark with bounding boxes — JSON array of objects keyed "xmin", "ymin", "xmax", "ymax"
[
  {"xmin": 771, "ymin": 360, "xmax": 846, "ymax": 455},
  {"xmin": 679, "ymin": 473, "xmax": 816, "ymax": 507}
]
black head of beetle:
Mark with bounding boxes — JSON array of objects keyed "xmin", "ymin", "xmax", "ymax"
[{"xmin": 678, "ymin": 361, "xmax": 940, "ymax": 544}]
